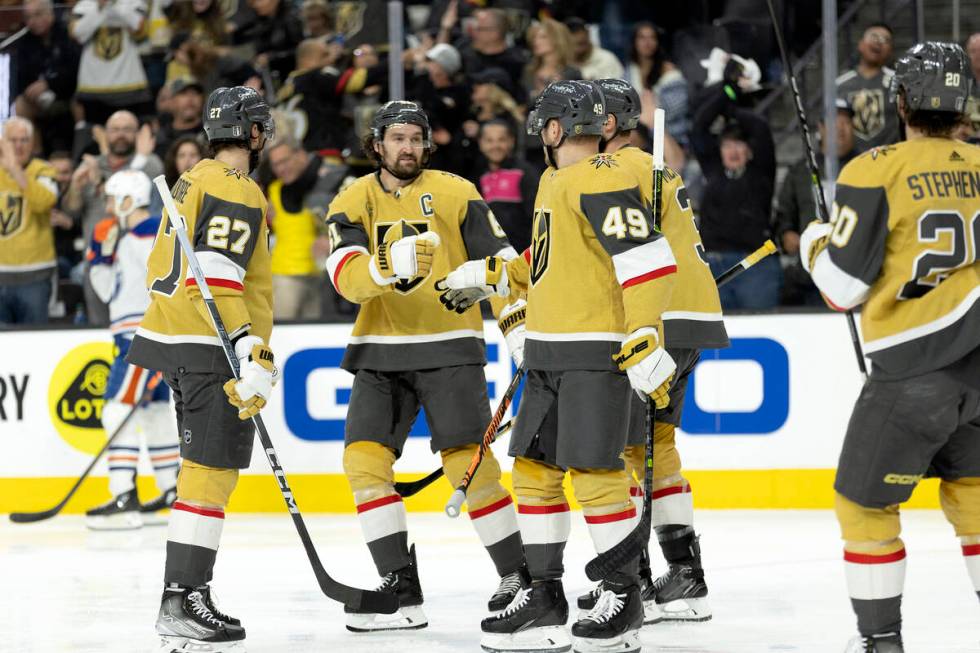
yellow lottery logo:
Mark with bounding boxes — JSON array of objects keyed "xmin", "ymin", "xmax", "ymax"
[{"xmin": 47, "ymin": 342, "xmax": 113, "ymax": 454}]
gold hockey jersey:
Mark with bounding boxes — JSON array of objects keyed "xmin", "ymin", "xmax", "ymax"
[
  {"xmin": 614, "ymin": 146, "xmax": 729, "ymax": 350},
  {"xmin": 127, "ymin": 159, "xmax": 272, "ymax": 375},
  {"xmin": 325, "ymin": 169, "xmax": 514, "ymax": 371},
  {"xmin": 0, "ymin": 158, "xmax": 58, "ymax": 283},
  {"xmin": 520, "ymin": 153, "xmax": 677, "ymax": 371},
  {"xmin": 809, "ymin": 138, "xmax": 980, "ymax": 378}
]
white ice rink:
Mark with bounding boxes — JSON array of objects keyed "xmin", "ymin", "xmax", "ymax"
[{"xmin": 2, "ymin": 510, "xmax": 977, "ymax": 653}]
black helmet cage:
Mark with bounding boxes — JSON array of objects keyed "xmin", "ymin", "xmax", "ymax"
[
  {"xmin": 595, "ymin": 78, "xmax": 641, "ymax": 132},
  {"xmin": 526, "ymin": 80, "xmax": 607, "ymax": 143},
  {"xmin": 370, "ymin": 101, "xmax": 433, "ymax": 149},
  {"xmin": 890, "ymin": 41, "xmax": 973, "ymax": 114},
  {"xmin": 203, "ymin": 86, "xmax": 276, "ymax": 144}
]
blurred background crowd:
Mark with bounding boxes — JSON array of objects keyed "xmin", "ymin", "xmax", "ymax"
[{"xmin": 0, "ymin": 0, "xmax": 978, "ymax": 327}]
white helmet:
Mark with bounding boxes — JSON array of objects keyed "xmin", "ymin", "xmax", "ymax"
[{"xmin": 105, "ymin": 170, "xmax": 152, "ymax": 220}]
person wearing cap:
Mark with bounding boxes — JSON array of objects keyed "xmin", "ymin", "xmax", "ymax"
[
  {"xmin": 411, "ymin": 42, "xmax": 471, "ymax": 175},
  {"xmin": 154, "ymin": 78, "xmax": 205, "ymax": 158}
]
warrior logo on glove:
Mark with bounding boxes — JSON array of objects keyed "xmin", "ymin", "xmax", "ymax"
[{"xmin": 376, "ymin": 219, "xmax": 432, "ymax": 294}]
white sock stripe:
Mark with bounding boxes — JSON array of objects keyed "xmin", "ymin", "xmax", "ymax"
[
  {"xmin": 357, "ymin": 499, "xmax": 408, "ymax": 543},
  {"xmin": 630, "ymin": 495, "xmax": 643, "ymax": 528},
  {"xmin": 168, "ymin": 504, "xmax": 224, "ymax": 551},
  {"xmin": 585, "ymin": 513, "xmax": 636, "ymax": 554},
  {"xmin": 964, "ymin": 546, "xmax": 980, "ymax": 591},
  {"xmin": 470, "ymin": 501, "xmax": 520, "ymax": 547},
  {"xmin": 652, "ymin": 490, "xmax": 695, "ymax": 527},
  {"xmin": 844, "ymin": 558, "xmax": 906, "ymax": 601},
  {"xmin": 517, "ymin": 509, "xmax": 571, "ymax": 545}
]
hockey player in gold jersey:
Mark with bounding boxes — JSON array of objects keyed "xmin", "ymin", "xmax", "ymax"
[
  {"xmin": 446, "ymin": 81, "xmax": 677, "ymax": 653},
  {"xmin": 324, "ymin": 101, "xmax": 527, "ymax": 632},
  {"xmin": 127, "ymin": 86, "xmax": 276, "ymax": 652},
  {"xmin": 800, "ymin": 43, "xmax": 980, "ymax": 653},
  {"xmin": 572, "ymin": 78, "xmax": 730, "ymax": 626}
]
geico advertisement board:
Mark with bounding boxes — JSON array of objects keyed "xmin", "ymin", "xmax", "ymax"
[{"xmin": 0, "ymin": 314, "xmax": 864, "ymax": 479}]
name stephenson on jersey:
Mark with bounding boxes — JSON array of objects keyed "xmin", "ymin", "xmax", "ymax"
[
  {"xmin": 325, "ymin": 169, "xmax": 515, "ymax": 372},
  {"xmin": 127, "ymin": 159, "xmax": 271, "ymax": 375},
  {"xmin": 809, "ymin": 138, "xmax": 980, "ymax": 378}
]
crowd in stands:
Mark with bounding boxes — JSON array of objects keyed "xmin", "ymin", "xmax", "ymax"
[{"xmin": 1, "ymin": 0, "xmax": 979, "ymax": 326}]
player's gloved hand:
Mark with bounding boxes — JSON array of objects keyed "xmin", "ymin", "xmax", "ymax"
[
  {"xmin": 88, "ymin": 217, "xmax": 120, "ymax": 265},
  {"xmin": 613, "ymin": 328, "xmax": 676, "ymax": 409},
  {"xmin": 223, "ymin": 335, "xmax": 279, "ymax": 420},
  {"xmin": 799, "ymin": 220, "xmax": 832, "ymax": 275},
  {"xmin": 434, "ymin": 256, "xmax": 510, "ymax": 312},
  {"xmin": 371, "ymin": 230, "xmax": 441, "ymax": 283},
  {"xmin": 497, "ymin": 299, "xmax": 526, "ymax": 367}
]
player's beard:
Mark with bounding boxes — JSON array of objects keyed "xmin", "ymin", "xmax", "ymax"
[{"xmin": 383, "ymin": 150, "xmax": 423, "ymax": 180}]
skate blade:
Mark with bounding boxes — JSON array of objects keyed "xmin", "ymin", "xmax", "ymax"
[
  {"xmin": 642, "ymin": 599, "xmax": 664, "ymax": 625},
  {"xmin": 86, "ymin": 512, "xmax": 142, "ymax": 531},
  {"xmin": 158, "ymin": 636, "xmax": 245, "ymax": 652},
  {"xmin": 140, "ymin": 512, "xmax": 170, "ymax": 527},
  {"xmin": 480, "ymin": 625, "xmax": 571, "ymax": 652},
  {"xmin": 571, "ymin": 629, "xmax": 640, "ymax": 653},
  {"xmin": 345, "ymin": 605, "xmax": 428, "ymax": 632},
  {"xmin": 657, "ymin": 596, "xmax": 711, "ymax": 622}
]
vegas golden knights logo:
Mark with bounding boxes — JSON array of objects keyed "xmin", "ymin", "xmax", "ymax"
[
  {"xmin": 530, "ymin": 209, "xmax": 551, "ymax": 285},
  {"xmin": 375, "ymin": 219, "xmax": 430, "ymax": 294},
  {"xmin": 0, "ymin": 193, "xmax": 24, "ymax": 238},
  {"xmin": 849, "ymin": 89, "xmax": 886, "ymax": 139},
  {"xmin": 94, "ymin": 27, "xmax": 123, "ymax": 60}
]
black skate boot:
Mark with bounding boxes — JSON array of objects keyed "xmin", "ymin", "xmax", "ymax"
[
  {"xmin": 86, "ymin": 488, "xmax": 142, "ymax": 531},
  {"xmin": 141, "ymin": 487, "xmax": 177, "ymax": 526},
  {"xmin": 481, "ymin": 579, "xmax": 570, "ymax": 652},
  {"xmin": 578, "ymin": 549, "xmax": 663, "ymax": 625},
  {"xmin": 156, "ymin": 585, "xmax": 245, "ymax": 652},
  {"xmin": 345, "ymin": 544, "xmax": 427, "ymax": 632},
  {"xmin": 651, "ymin": 529, "xmax": 711, "ymax": 622},
  {"xmin": 196, "ymin": 585, "xmax": 241, "ymax": 627},
  {"xmin": 488, "ymin": 564, "xmax": 531, "ymax": 611},
  {"xmin": 576, "ymin": 582, "xmax": 603, "ymax": 611},
  {"xmin": 571, "ymin": 575, "xmax": 643, "ymax": 653},
  {"xmin": 845, "ymin": 632, "xmax": 904, "ymax": 652}
]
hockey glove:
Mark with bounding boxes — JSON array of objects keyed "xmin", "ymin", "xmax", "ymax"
[
  {"xmin": 434, "ymin": 256, "xmax": 510, "ymax": 312},
  {"xmin": 370, "ymin": 230, "xmax": 441, "ymax": 284},
  {"xmin": 88, "ymin": 218, "xmax": 121, "ymax": 265},
  {"xmin": 497, "ymin": 299, "xmax": 526, "ymax": 367},
  {"xmin": 613, "ymin": 328, "xmax": 676, "ymax": 409},
  {"xmin": 799, "ymin": 220, "xmax": 832, "ymax": 275},
  {"xmin": 223, "ymin": 335, "xmax": 279, "ymax": 420}
]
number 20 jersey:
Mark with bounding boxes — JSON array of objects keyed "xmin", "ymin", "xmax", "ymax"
[
  {"xmin": 810, "ymin": 138, "xmax": 980, "ymax": 378},
  {"xmin": 128, "ymin": 159, "xmax": 272, "ymax": 375}
]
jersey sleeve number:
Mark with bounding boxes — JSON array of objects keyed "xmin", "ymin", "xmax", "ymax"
[
  {"xmin": 602, "ymin": 206, "xmax": 650, "ymax": 240},
  {"xmin": 150, "ymin": 220, "xmax": 181, "ymax": 297},
  {"xmin": 206, "ymin": 216, "xmax": 251, "ymax": 254},
  {"xmin": 899, "ymin": 209, "xmax": 979, "ymax": 300}
]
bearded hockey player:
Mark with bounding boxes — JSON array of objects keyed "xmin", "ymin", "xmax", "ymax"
[
  {"xmin": 85, "ymin": 170, "xmax": 179, "ymax": 530},
  {"xmin": 128, "ymin": 86, "xmax": 275, "ymax": 652},
  {"xmin": 444, "ymin": 80, "xmax": 677, "ymax": 653},
  {"xmin": 573, "ymin": 78, "xmax": 730, "ymax": 624},
  {"xmin": 800, "ymin": 43, "xmax": 980, "ymax": 653},
  {"xmin": 324, "ymin": 100, "xmax": 527, "ymax": 632}
]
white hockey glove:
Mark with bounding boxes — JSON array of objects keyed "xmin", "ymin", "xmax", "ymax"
[
  {"xmin": 370, "ymin": 230, "xmax": 441, "ymax": 284},
  {"xmin": 613, "ymin": 328, "xmax": 676, "ymax": 409},
  {"xmin": 799, "ymin": 220, "xmax": 832, "ymax": 275},
  {"xmin": 497, "ymin": 299, "xmax": 526, "ymax": 367},
  {"xmin": 223, "ymin": 335, "xmax": 279, "ymax": 420},
  {"xmin": 434, "ymin": 256, "xmax": 510, "ymax": 312}
]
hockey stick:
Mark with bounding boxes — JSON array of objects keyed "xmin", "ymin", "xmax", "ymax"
[
  {"xmin": 9, "ymin": 371, "xmax": 164, "ymax": 523},
  {"xmin": 445, "ymin": 366, "xmax": 525, "ymax": 517},
  {"xmin": 763, "ymin": 0, "xmax": 867, "ymax": 380},
  {"xmin": 392, "ymin": 418, "xmax": 514, "ymax": 498},
  {"xmin": 584, "ymin": 238, "xmax": 778, "ymax": 581},
  {"xmin": 152, "ymin": 176, "xmax": 396, "ymax": 615}
]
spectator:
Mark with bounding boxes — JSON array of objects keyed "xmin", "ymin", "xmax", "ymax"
[
  {"xmin": 163, "ymin": 135, "xmax": 205, "ymax": 187},
  {"xmin": 523, "ymin": 19, "xmax": 581, "ymax": 101},
  {"xmin": 300, "ymin": 0, "xmax": 332, "ymax": 39},
  {"xmin": 413, "ymin": 43, "xmax": 471, "ymax": 175},
  {"xmin": 692, "ymin": 80, "xmax": 780, "ymax": 310},
  {"xmin": 453, "ymin": 8, "xmax": 528, "ymax": 104},
  {"xmin": 968, "ymin": 32, "xmax": 980, "ymax": 88},
  {"xmin": 46, "ymin": 151, "xmax": 82, "ymax": 280},
  {"xmin": 63, "ymin": 110, "xmax": 163, "ymax": 324},
  {"xmin": 168, "ymin": 34, "xmax": 262, "ymax": 93},
  {"xmin": 12, "ymin": 0, "xmax": 80, "ymax": 155},
  {"xmin": 235, "ymin": 0, "xmax": 304, "ymax": 82},
  {"xmin": 836, "ymin": 23, "xmax": 899, "ymax": 154},
  {"xmin": 0, "ymin": 118, "xmax": 58, "ymax": 325},
  {"xmin": 164, "ymin": 0, "xmax": 228, "ymax": 46},
  {"xmin": 776, "ymin": 103, "xmax": 856, "ymax": 306},
  {"xmin": 154, "ymin": 79, "xmax": 204, "ymax": 158},
  {"xmin": 266, "ymin": 137, "xmax": 349, "ymax": 320},
  {"xmin": 565, "ymin": 17, "xmax": 624, "ymax": 80},
  {"xmin": 70, "ymin": 0, "xmax": 153, "ymax": 125},
  {"xmin": 465, "ymin": 68, "xmax": 525, "ymax": 140},
  {"xmin": 473, "ymin": 119, "xmax": 539, "ymax": 252},
  {"xmin": 626, "ymin": 21, "xmax": 691, "ymax": 149}
]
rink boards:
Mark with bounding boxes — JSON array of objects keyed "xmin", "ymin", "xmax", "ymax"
[{"xmin": 0, "ymin": 314, "xmax": 945, "ymax": 513}]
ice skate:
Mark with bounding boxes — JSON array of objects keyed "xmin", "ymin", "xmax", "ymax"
[
  {"xmin": 571, "ymin": 579, "xmax": 642, "ymax": 653},
  {"xmin": 844, "ymin": 632, "xmax": 904, "ymax": 652},
  {"xmin": 156, "ymin": 586, "xmax": 245, "ymax": 652},
  {"xmin": 345, "ymin": 544, "xmax": 427, "ymax": 632},
  {"xmin": 86, "ymin": 488, "xmax": 142, "ymax": 531},
  {"xmin": 488, "ymin": 565, "xmax": 531, "ymax": 612},
  {"xmin": 141, "ymin": 487, "xmax": 177, "ymax": 526},
  {"xmin": 481, "ymin": 580, "xmax": 571, "ymax": 652},
  {"xmin": 580, "ymin": 568, "xmax": 663, "ymax": 626},
  {"xmin": 649, "ymin": 563, "xmax": 710, "ymax": 621}
]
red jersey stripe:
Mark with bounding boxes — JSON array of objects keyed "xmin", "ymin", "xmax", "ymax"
[
  {"xmin": 185, "ymin": 277, "xmax": 244, "ymax": 292},
  {"xmin": 173, "ymin": 501, "xmax": 225, "ymax": 519},
  {"xmin": 357, "ymin": 494, "xmax": 402, "ymax": 514},
  {"xmin": 332, "ymin": 250, "xmax": 362, "ymax": 293},
  {"xmin": 517, "ymin": 503, "xmax": 570, "ymax": 515},
  {"xmin": 963, "ymin": 544, "xmax": 980, "ymax": 556},
  {"xmin": 584, "ymin": 507, "xmax": 636, "ymax": 524},
  {"xmin": 844, "ymin": 548, "xmax": 907, "ymax": 565},
  {"xmin": 622, "ymin": 265, "xmax": 677, "ymax": 289},
  {"xmin": 651, "ymin": 484, "xmax": 691, "ymax": 500},
  {"xmin": 469, "ymin": 495, "xmax": 513, "ymax": 520}
]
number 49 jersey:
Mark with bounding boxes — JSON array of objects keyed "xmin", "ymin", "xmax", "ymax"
[
  {"xmin": 810, "ymin": 138, "xmax": 980, "ymax": 378},
  {"xmin": 128, "ymin": 159, "xmax": 272, "ymax": 375}
]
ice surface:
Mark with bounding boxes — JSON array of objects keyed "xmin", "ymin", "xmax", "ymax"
[{"xmin": 2, "ymin": 510, "xmax": 976, "ymax": 653}]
